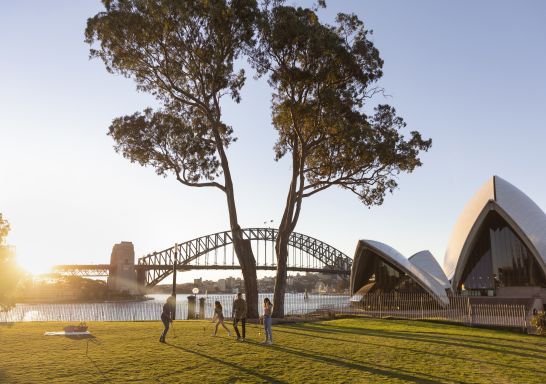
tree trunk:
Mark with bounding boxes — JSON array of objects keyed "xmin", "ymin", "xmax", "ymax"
[
  {"xmin": 211, "ymin": 120, "xmax": 259, "ymax": 319},
  {"xmin": 232, "ymin": 231, "xmax": 259, "ymax": 318},
  {"xmin": 272, "ymin": 145, "xmax": 303, "ymax": 318},
  {"xmin": 272, "ymin": 230, "xmax": 290, "ymax": 318}
]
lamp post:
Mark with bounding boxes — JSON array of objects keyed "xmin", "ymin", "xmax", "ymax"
[{"xmin": 171, "ymin": 243, "xmax": 178, "ymax": 320}]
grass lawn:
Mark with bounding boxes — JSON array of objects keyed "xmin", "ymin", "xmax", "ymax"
[{"xmin": 0, "ymin": 317, "xmax": 545, "ymax": 383}]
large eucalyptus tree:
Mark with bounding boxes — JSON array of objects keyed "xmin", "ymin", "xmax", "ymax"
[
  {"xmin": 85, "ymin": 0, "xmax": 261, "ymax": 317},
  {"xmin": 250, "ymin": 2, "xmax": 431, "ymax": 316}
]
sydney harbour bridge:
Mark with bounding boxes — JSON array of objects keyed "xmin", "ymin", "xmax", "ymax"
[{"xmin": 53, "ymin": 228, "xmax": 353, "ymax": 288}]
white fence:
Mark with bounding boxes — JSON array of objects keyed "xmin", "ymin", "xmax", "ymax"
[
  {"xmin": 0, "ymin": 293, "xmax": 529, "ymax": 331},
  {"xmin": 337, "ymin": 293, "xmax": 528, "ymax": 330}
]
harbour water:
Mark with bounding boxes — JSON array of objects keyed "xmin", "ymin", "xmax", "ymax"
[{"xmin": 0, "ymin": 293, "xmax": 350, "ymax": 322}]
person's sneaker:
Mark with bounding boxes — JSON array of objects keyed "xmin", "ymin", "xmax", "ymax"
[
  {"xmin": 236, "ymin": 337, "xmax": 241, "ymax": 341},
  {"xmin": 228, "ymin": 331, "xmax": 232, "ymax": 337},
  {"xmin": 211, "ymin": 332, "xmax": 216, "ymax": 336},
  {"xmin": 241, "ymin": 338, "xmax": 246, "ymax": 342},
  {"xmin": 267, "ymin": 340, "xmax": 273, "ymax": 345}
]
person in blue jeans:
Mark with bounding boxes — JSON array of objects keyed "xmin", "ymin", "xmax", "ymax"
[
  {"xmin": 262, "ymin": 297, "xmax": 273, "ymax": 344},
  {"xmin": 159, "ymin": 297, "xmax": 174, "ymax": 343}
]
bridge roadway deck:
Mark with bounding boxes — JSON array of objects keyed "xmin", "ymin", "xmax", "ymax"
[{"xmin": 53, "ymin": 264, "xmax": 350, "ymax": 276}]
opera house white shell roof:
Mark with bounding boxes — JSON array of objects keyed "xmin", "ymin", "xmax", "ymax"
[
  {"xmin": 409, "ymin": 250, "xmax": 451, "ymax": 291},
  {"xmin": 351, "ymin": 240, "xmax": 450, "ymax": 306},
  {"xmin": 444, "ymin": 175, "xmax": 546, "ymax": 290}
]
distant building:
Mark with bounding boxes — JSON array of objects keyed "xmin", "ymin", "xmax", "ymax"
[
  {"xmin": 194, "ymin": 278, "xmax": 202, "ymax": 286},
  {"xmin": 217, "ymin": 279, "xmax": 226, "ymax": 291},
  {"xmin": 225, "ymin": 277, "xmax": 235, "ymax": 289},
  {"xmin": 107, "ymin": 241, "xmax": 137, "ymax": 294}
]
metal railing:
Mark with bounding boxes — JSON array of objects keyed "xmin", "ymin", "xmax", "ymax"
[
  {"xmin": 0, "ymin": 293, "xmax": 528, "ymax": 332},
  {"xmin": 340, "ymin": 293, "xmax": 527, "ymax": 330}
]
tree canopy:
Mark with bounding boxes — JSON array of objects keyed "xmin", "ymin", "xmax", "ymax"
[
  {"xmin": 0, "ymin": 213, "xmax": 20, "ymax": 311},
  {"xmin": 0, "ymin": 213, "xmax": 10, "ymax": 245}
]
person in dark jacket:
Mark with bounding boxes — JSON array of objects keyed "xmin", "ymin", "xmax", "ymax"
[
  {"xmin": 159, "ymin": 296, "xmax": 175, "ymax": 343},
  {"xmin": 232, "ymin": 293, "xmax": 247, "ymax": 341}
]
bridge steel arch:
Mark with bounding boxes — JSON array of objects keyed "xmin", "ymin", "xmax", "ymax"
[{"xmin": 138, "ymin": 228, "xmax": 352, "ymax": 287}]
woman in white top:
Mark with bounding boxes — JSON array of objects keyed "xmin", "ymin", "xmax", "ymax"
[{"xmin": 262, "ymin": 297, "xmax": 273, "ymax": 344}]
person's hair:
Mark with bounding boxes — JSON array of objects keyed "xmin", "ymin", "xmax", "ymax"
[
  {"xmin": 215, "ymin": 301, "xmax": 221, "ymax": 308},
  {"xmin": 237, "ymin": 292, "xmax": 242, "ymax": 298},
  {"xmin": 264, "ymin": 297, "xmax": 271, "ymax": 305}
]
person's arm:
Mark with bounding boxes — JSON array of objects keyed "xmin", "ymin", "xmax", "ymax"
[
  {"xmin": 243, "ymin": 300, "xmax": 247, "ymax": 318},
  {"xmin": 232, "ymin": 301, "xmax": 236, "ymax": 318}
]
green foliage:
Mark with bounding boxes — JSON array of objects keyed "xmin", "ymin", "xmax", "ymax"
[
  {"xmin": 85, "ymin": 0, "xmax": 258, "ymax": 189},
  {"xmin": 0, "ymin": 319, "xmax": 544, "ymax": 383},
  {"xmin": 108, "ymin": 108, "xmax": 223, "ymax": 184},
  {"xmin": 0, "ymin": 213, "xmax": 20, "ymax": 311},
  {"xmin": 252, "ymin": 4, "xmax": 431, "ymax": 207},
  {"xmin": 531, "ymin": 311, "xmax": 546, "ymax": 335},
  {"xmin": 0, "ymin": 213, "xmax": 10, "ymax": 245}
]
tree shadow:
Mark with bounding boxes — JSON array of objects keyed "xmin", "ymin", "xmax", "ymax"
[
  {"xmin": 0, "ymin": 322, "xmax": 15, "ymax": 327},
  {"xmin": 65, "ymin": 333, "xmax": 96, "ymax": 340},
  {"xmin": 289, "ymin": 323, "xmax": 546, "ymax": 360},
  {"xmin": 86, "ymin": 353, "xmax": 111, "ymax": 384},
  {"xmin": 166, "ymin": 343, "xmax": 287, "ymax": 383},
  {"xmin": 394, "ymin": 328, "xmax": 544, "ymax": 349},
  {"xmin": 328, "ymin": 321, "xmax": 541, "ymax": 346},
  {"xmin": 74, "ymin": 335, "xmax": 111, "ymax": 383},
  {"xmin": 274, "ymin": 327, "xmax": 546, "ymax": 375},
  {"xmin": 266, "ymin": 343, "xmax": 443, "ymax": 383}
]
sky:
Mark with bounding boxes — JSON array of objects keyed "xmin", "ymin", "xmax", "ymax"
[{"xmin": 1, "ymin": 1, "xmax": 545, "ymax": 283}]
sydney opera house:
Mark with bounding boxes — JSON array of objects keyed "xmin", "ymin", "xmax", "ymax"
[{"xmin": 350, "ymin": 176, "xmax": 546, "ymax": 311}]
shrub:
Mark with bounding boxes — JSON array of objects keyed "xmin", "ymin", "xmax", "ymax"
[{"xmin": 531, "ymin": 311, "xmax": 546, "ymax": 335}]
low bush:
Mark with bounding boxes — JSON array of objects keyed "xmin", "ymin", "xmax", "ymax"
[{"xmin": 531, "ymin": 311, "xmax": 546, "ymax": 335}]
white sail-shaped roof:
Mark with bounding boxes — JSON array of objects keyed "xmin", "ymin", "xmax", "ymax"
[
  {"xmin": 351, "ymin": 240, "xmax": 450, "ymax": 305},
  {"xmin": 409, "ymin": 251, "xmax": 451, "ymax": 291},
  {"xmin": 444, "ymin": 175, "xmax": 546, "ymax": 289}
]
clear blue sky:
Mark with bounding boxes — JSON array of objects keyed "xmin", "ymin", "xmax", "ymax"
[{"xmin": 1, "ymin": 1, "xmax": 545, "ymax": 282}]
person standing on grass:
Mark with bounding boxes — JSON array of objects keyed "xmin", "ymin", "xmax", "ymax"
[
  {"xmin": 159, "ymin": 297, "xmax": 173, "ymax": 343},
  {"xmin": 167, "ymin": 295, "xmax": 176, "ymax": 319},
  {"xmin": 262, "ymin": 297, "xmax": 273, "ymax": 345},
  {"xmin": 211, "ymin": 301, "xmax": 231, "ymax": 337},
  {"xmin": 232, "ymin": 292, "xmax": 247, "ymax": 341}
]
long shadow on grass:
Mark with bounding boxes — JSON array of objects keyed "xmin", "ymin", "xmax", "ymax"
[
  {"xmin": 0, "ymin": 322, "xmax": 15, "ymax": 327},
  {"xmin": 289, "ymin": 323, "xmax": 546, "ymax": 361},
  {"xmin": 395, "ymin": 329, "xmax": 546, "ymax": 352},
  {"xmin": 83, "ymin": 337, "xmax": 112, "ymax": 383},
  {"xmin": 266, "ymin": 343, "xmax": 443, "ymax": 383},
  {"xmin": 329, "ymin": 322, "xmax": 546, "ymax": 352},
  {"xmin": 167, "ymin": 344, "xmax": 287, "ymax": 384},
  {"xmin": 274, "ymin": 327, "xmax": 546, "ymax": 375}
]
